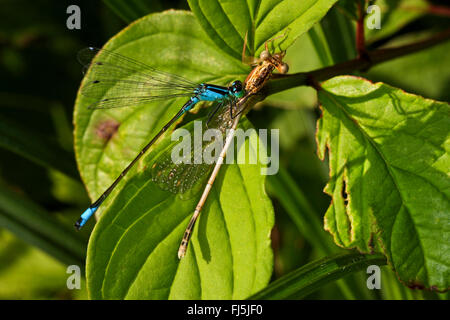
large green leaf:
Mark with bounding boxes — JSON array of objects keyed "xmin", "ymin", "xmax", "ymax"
[
  {"xmin": 188, "ymin": 0, "xmax": 338, "ymax": 59},
  {"xmin": 316, "ymin": 76, "xmax": 449, "ymax": 291},
  {"xmin": 74, "ymin": 11, "xmax": 274, "ymax": 299},
  {"xmin": 86, "ymin": 117, "xmax": 274, "ymax": 299},
  {"xmin": 74, "ymin": 11, "xmax": 247, "ymax": 201}
]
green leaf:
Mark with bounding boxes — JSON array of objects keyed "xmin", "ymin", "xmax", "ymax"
[
  {"xmin": 74, "ymin": 11, "xmax": 274, "ymax": 299},
  {"xmin": 307, "ymin": 23, "xmax": 334, "ymax": 66},
  {"xmin": 74, "ymin": 11, "xmax": 247, "ymax": 201},
  {"xmin": 320, "ymin": 5, "xmax": 356, "ymax": 63},
  {"xmin": 248, "ymin": 252, "xmax": 387, "ymax": 299},
  {"xmin": 188, "ymin": 0, "xmax": 339, "ymax": 59},
  {"xmin": 316, "ymin": 76, "xmax": 450, "ymax": 291},
  {"xmin": 86, "ymin": 116, "xmax": 274, "ymax": 299},
  {"xmin": 335, "ymin": 0, "xmax": 362, "ymax": 21}
]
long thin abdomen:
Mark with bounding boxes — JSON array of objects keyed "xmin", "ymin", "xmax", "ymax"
[{"xmin": 75, "ymin": 98, "xmax": 197, "ymax": 229}]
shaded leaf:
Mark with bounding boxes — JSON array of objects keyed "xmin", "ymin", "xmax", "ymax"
[
  {"xmin": 365, "ymin": 0, "xmax": 428, "ymax": 44},
  {"xmin": 320, "ymin": 5, "xmax": 356, "ymax": 63},
  {"xmin": 188, "ymin": 0, "xmax": 339, "ymax": 59},
  {"xmin": 316, "ymin": 76, "xmax": 449, "ymax": 291},
  {"xmin": 367, "ymin": 34, "xmax": 450, "ymax": 101}
]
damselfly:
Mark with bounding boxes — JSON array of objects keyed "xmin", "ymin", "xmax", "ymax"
[
  {"xmin": 244, "ymin": 37, "xmax": 289, "ymax": 95},
  {"xmin": 75, "ymin": 47, "xmax": 245, "ymax": 229},
  {"xmin": 177, "ymin": 42, "xmax": 289, "ymax": 258}
]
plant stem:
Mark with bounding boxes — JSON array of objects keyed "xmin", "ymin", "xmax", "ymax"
[
  {"xmin": 356, "ymin": 1, "xmax": 366, "ymax": 58},
  {"xmin": 266, "ymin": 28, "xmax": 450, "ymax": 96},
  {"xmin": 248, "ymin": 252, "xmax": 387, "ymax": 300}
]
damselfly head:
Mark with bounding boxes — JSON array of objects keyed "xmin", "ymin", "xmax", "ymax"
[
  {"xmin": 229, "ymin": 80, "xmax": 245, "ymax": 98},
  {"xmin": 259, "ymin": 50, "xmax": 270, "ymax": 61},
  {"xmin": 278, "ymin": 62, "xmax": 289, "ymax": 74}
]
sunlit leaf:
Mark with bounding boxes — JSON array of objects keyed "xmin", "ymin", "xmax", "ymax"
[{"xmin": 317, "ymin": 76, "xmax": 449, "ymax": 291}]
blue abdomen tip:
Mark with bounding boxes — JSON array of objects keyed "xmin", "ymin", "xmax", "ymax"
[{"xmin": 79, "ymin": 206, "xmax": 99, "ymax": 227}]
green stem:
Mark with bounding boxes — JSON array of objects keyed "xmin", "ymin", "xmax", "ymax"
[{"xmin": 248, "ymin": 252, "xmax": 387, "ymax": 300}]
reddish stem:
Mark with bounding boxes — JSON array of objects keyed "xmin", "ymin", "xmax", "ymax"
[
  {"xmin": 427, "ymin": 4, "xmax": 450, "ymax": 17},
  {"xmin": 356, "ymin": 1, "xmax": 366, "ymax": 58}
]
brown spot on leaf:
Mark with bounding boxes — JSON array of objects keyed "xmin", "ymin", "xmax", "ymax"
[
  {"xmin": 270, "ymin": 225, "xmax": 281, "ymax": 263},
  {"xmin": 96, "ymin": 120, "xmax": 120, "ymax": 142}
]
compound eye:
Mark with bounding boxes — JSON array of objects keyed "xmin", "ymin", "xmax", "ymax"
[
  {"xmin": 232, "ymin": 80, "xmax": 243, "ymax": 92},
  {"xmin": 259, "ymin": 50, "xmax": 270, "ymax": 60},
  {"xmin": 279, "ymin": 63, "xmax": 289, "ymax": 74}
]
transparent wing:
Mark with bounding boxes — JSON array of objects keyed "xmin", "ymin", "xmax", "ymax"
[
  {"xmin": 151, "ymin": 100, "xmax": 235, "ymax": 196},
  {"xmin": 77, "ymin": 47, "xmax": 199, "ymax": 109}
]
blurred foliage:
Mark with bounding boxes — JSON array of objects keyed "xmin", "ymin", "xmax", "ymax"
[{"xmin": 0, "ymin": 0, "xmax": 448, "ymax": 299}]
